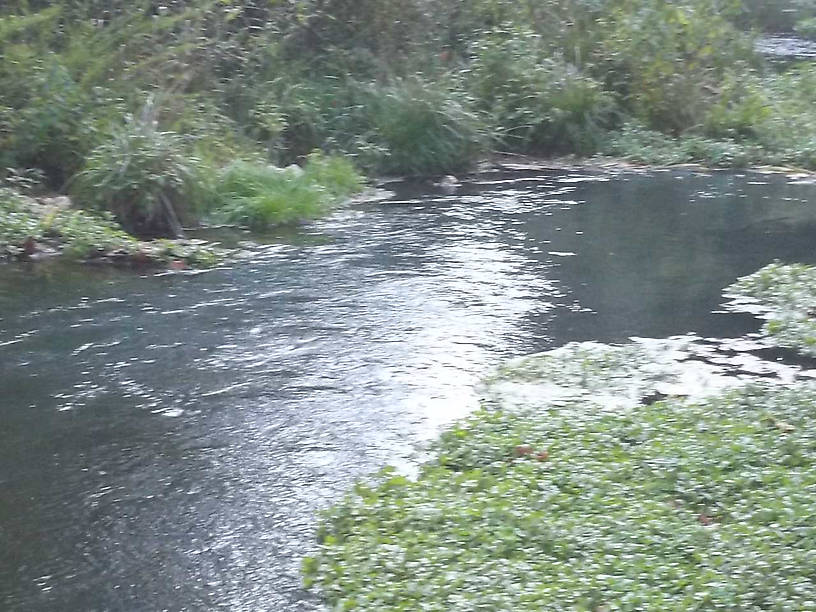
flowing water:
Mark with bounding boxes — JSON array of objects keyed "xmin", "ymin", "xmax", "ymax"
[
  {"xmin": 756, "ymin": 34, "xmax": 816, "ymax": 60},
  {"xmin": 3, "ymin": 167, "xmax": 816, "ymax": 611}
]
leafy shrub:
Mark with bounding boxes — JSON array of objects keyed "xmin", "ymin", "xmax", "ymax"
[
  {"xmin": 0, "ymin": 56, "xmax": 104, "ymax": 188},
  {"xmin": 469, "ymin": 28, "xmax": 615, "ymax": 154},
  {"xmin": 703, "ymin": 71, "xmax": 772, "ymax": 140},
  {"xmin": 750, "ymin": 65, "xmax": 816, "ymax": 168},
  {"xmin": 212, "ymin": 153, "xmax": 363, "ymax": 231},
  {"xmin": 72, "ymin": 119, "xmax": 205, "ymax": 237},
  {"xmin": 598, "ymin": 0, "xmax": 755, "ymax": 134}
]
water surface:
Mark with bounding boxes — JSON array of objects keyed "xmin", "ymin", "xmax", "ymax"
[{"xmin": 3, "ymin": 168, "xmax": 816, "ymax": 610}]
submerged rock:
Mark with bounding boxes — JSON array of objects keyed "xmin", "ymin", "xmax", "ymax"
[{"xmin": 436, "ymin": 175, "xmax": 461, "ymax": 193}]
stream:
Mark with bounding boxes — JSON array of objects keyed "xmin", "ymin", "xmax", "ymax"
[{"xmin": 3, "ymin": 167, "xmax": 816, "ymax": 610}]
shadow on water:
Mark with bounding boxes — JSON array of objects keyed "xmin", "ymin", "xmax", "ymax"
[{"xmin": 3, "ymin": 167, "xmax": 816, "ymax": 610}]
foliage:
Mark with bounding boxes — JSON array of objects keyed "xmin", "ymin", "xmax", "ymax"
[
  {"xmin": 597, "ymin": 0, "xmax": 755, "ymax": 134},
  {"xmin": 5, "ymin": 0, "xmax": 816, "ymax": 206},
  {"xmin": 72, "ymin": 118, "xmax": 204, "ymax": 237},
  {"xmin": 602, "ymin": 122, "xmax": 760, "ymax": 167},
  {"xmin": 468, "ymin": 29, "xmax": 615, "ymax": 154},
  {"xmin": 362, "ymin": 78, "xmax": 484, "ymax": 175},
  {"xmin": 749, "ymin": 65, "xmax": 816, "ymax": 168},
  {"xmin": 0, "ymin": 187, "xmax": 221, "ymax": 265},
  {"xmin": 304, "ymin": 348, "xmax": 816, "ymax": 609},
  {"xmin": 796, "ymin": 17, "xmax": 816, "ymax": 40},
  {"xmin": 212, "ymin": 153, "xmax": 364, "ymax": 231},
  {"xmin": 726, "ymin": 262, "xmax": 816, "ymax": 356}
]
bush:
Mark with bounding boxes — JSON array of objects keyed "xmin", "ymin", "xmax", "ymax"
[
  {"xmin": 362, "ymin": 78, "xmax": 484, "ymax": 175},
  {"xmin": 750, "ymin": 65, "xmax": 816, "ymax": 167},
  {"xmin": 212, "ymin": 153, "xmax": 363, "ymax": 231},
  {"xmin": 0, "ymin": 56, "xmax": 104, "ymax": 188},
  {"xmin": 72, "ymin": 118, "xmax": 205, "ymax": 237},
  {"xmin": 468, "ymin": 28, "xmax": 615, "ymax": 154},
  {"xmin": 597, "ymin": 0, "xmax": 755, "ymax": 134},
  {"xmin": 703, "ymin": 71, "xmax": 772, "ymax": 140}
]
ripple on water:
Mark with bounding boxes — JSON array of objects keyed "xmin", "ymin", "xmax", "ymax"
[{"xmin": 3, "ymin": 169, "xmax": 816, "ymax": 610}]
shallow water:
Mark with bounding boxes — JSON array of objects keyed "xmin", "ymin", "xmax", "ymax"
[
  {"xmin": 756, "ymin": 34, "xmax": 816, "ymax": 60},
  {"xmin": 3, "ymin": 168, "xmax": 816, "ymax": 611}
]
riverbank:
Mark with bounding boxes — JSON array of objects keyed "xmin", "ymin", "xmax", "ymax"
[
  {"xmin": 4, "ymin": 1, "xmax": 816, "ymax": 229},
  {"xmin": 0, "ymin": 188, "xmax": 222, "ymax": 269},
  {"xmin": 304, "ymin": 339, "xmax": 816, "ymax": 609},
  {"xmin": 481, "ymin": 152, "xmax": 816, "ymax": 179}
]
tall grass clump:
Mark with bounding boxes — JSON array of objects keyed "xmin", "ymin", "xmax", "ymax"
[
  {"xmin": 362, "ymin": 78, "xmax": 484, "ymax": 176},
  {"xmin": 212, "ymin": 153, "xmax": 363, "ymax": 231},
  {"xmin": 72, "ymin": 118, "xmax": 205, "ymax": 237}
]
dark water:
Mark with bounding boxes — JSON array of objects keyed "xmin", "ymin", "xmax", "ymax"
[{"xmin": 3, "ymin": 168, "xmax": 816, "ymax": 611}]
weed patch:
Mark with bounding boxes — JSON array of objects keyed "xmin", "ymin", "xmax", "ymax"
[{"xmin": 305, "ymin": 346, "xmax": 816, "ymax": 609}]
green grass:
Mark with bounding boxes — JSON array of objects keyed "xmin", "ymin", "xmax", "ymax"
[
  {"xmin": 212, "ymin": 153, "xmax": 364, "ymax": 231},
  {"xmin": 304, "ymin": 343, "xmax": 816, "ymax": 610}
]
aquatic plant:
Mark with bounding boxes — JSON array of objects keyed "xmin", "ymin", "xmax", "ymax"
[
  {"xmin": 726, "ymin": 262, "xmax": 816, "ymax": 357},
  {"xmin": 304, "ymin": 342, "xmax": 816, "ymax": 609},
  {"xmin": 0, "ymin": 187, "xmax": 221, "ymax": 266}
]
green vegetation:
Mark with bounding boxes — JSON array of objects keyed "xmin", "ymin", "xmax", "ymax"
[
  {"xmin": 0, "ymin": 187, "xmax": 221, "ymax": 266},
  {"xmin": 304, "ymin": 342, "xmax": 816, "ymax": 609},
  {"xmin": 3, "ymin": 1, "xmax": 816, "ymax": 202},
  {"xmin": 212, "ymin": 153, "xmax": 363, "ymax": 230},
  {"xmin": 72, "ymin": 118, "xmax": 204, "ymax": 237},
  {"xmin": 726, "ymin": 262, "xmax": 816, "ymax": 356},
  {"xmin": 4, "ymin": 0, "xmax": 816, "ymax": 257}
]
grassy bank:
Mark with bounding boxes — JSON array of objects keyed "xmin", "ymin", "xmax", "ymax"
[
  {"xmin": 2, "ymin": 1, "xmax": 816, "ymax": 241},
  {"xmin": 303, "ymin": 342, "xmax": 816, "ymax": 609},
  {"xmin": 0, "ymin": 188, "xmax": 221, "ymax": 267}
]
